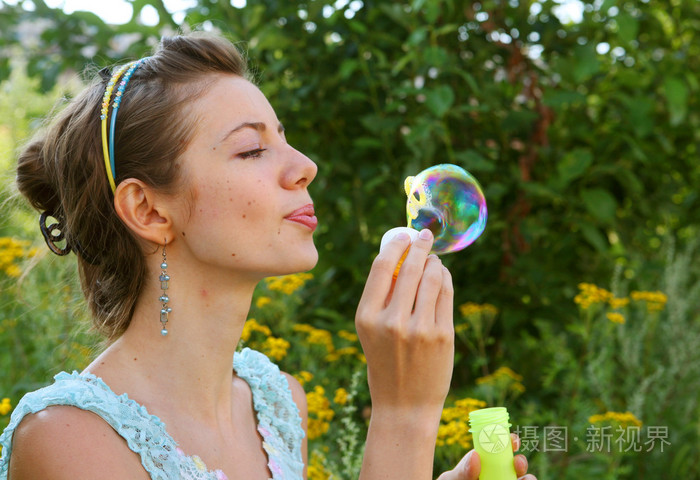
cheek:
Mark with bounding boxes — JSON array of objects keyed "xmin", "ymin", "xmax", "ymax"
[{"xmin": 185, "ymin": 171, "xmax": 276, "ymax": 230}]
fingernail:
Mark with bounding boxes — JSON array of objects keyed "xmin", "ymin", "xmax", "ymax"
[
  {"xmin": 419, "ymin": 228, "xmax": 432, "ymax": 240},
  {"xmin": 394, "ymin": 232, "xmax": 410, "ymax": 242},
  {"xmin": 465, "ymin": 450, "xmax": 474, "ymax": 465}
]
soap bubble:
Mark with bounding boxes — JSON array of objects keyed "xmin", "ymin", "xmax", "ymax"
[{"xmin": 404, "ymin": 164, "xmax": 487, "ymax": 254}]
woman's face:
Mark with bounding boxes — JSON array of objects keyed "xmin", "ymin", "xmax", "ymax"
[{"xmin": 171, "ymin": 74, "xmax": 318, "ymax": 280}]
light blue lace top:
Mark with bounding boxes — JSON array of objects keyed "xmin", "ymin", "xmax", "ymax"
[{"xmin": 0, "ymin": 348, "xmax": 304, "ymax": 480}]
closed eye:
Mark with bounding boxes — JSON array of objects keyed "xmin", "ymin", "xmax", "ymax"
[{"xmin": 239, "ymin": 148, "xmax": 266, "ymax": 159}]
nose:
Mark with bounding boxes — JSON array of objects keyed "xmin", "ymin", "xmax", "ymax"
[{"xmin": 282, "ymin": 146, "xmax": 317, "ymax": 189}]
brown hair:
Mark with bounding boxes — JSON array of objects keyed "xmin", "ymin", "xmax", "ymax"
[{"xmin": 16, "ymin": 33, "xmax": 248, "ymax": 340}]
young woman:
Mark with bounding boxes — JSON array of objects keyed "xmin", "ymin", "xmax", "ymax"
[{"xmin": 0, "ymin": 33, "xmax": 535, "ymax": 480}]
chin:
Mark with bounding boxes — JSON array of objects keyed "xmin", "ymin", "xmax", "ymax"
[
  {"xmin": 292, "ymin": 249, "xmax": 319, "ymax": 273},
  {"xmin": 270, "ymin": 248, "xmax": 318, "ymax": 277}
]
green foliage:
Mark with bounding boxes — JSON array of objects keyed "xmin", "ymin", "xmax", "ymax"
[
  {"xmin": 1, "ymin": 0, "xmax": 700, "ymax": 477},
  {"xmin": 2, "ymin": 0, "xmax": 698, "ymax": 324}
]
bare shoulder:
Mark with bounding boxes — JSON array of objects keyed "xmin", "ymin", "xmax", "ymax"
[
  {"xmin": 8, "ymin": 405, "xmax": 149, "ymax": 480},
  {"xmin": 281, "ymin": 372, "xmax": 307, "ymax": 418}
]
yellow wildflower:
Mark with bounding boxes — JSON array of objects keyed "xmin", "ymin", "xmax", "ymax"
[
  {"xmin": 441, "ymin": 397, "xmax": 487, "ymax": 422},
  {"xmin": 455, "ymin": 323, "xmax": 469, "ymax": 333},
  {"xmin": 295, "ymin": 324, "xmax": 335, "ymax": 354},
  {"xmin": 0, "ymin": 398, "xmax": 12, "ymax": 416},
  {"xmin": 606, "ymin": 312, "xmax": 626, "ymax": 324},
  {"xmin": 308, "ymin": 329, "xmax": 333, "ymax": 347},
  {"xmin": 293, "ymin": 371, "xmax": 314, "ymax": 386},
  {"xmin": 307, "ymin": 386, "xmax": 335, "ymax": 440},
  {"xmin": 265, "ymin": 273, "xmax": 313, "ymax": 295},
  {"xmin": 307, "ymin": 451, "xmax": 332, "ymax": 480},
  {"xmin": 338, "ymin": 330, "xmax": 358, "ymax": 342},
  {"xmin": 356, "ymin": 353, "xmax": 367, "ymax": 364},
  {"xmin": 326, "ymin": 346, "xmax": 358, "ymax": 362},
  {"xmin": 334, "ymin": 388, "xmax": 349, "ymax": 405},
  {"xmin": 608, "ymin": 297, "xmax": 630, "ymax": 309},
  {"xmin": 437, "ymin": 420, "xmax": 472, "ymax": 448},
  {"xmin": 437, "ymin": 397, "xmax": 486, "ymax": 449},
  {"xmin": 476, "ymin": 367, "xmax": 525, "ymax": 393},
  {"xmin": 589, "ymin": 411, "xmax": 642, "ymax": 427},
  {"xmin": 0, "ymin": 237, "xmax": 35, "ymax": 277},
  {"xmin": 255, "ymin": 296, "xmax": 272, "ymax": 308},
  {"xmin": 459, "ymin": 302, "xmax": 498, "ymax": 317},
  {"xmin": 630, "ymin": 290, "xmax": 667, "ymax": 313},
  {"xmin": 574, "ymin": 283, "xmax": 613, "ymax": 309},
  {"xmin": 261, "ymin": 336, "xmax": 290, "ymax": 361},
  {"xmin": 241, "ymin": 319, "xmax": 272, "ymax": 342},
  {"xmin": 5, "ymin": 264, "xmax": 21, "ymax": 278}
]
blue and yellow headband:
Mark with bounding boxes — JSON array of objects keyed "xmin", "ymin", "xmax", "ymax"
[{"xmin": 99, "ymin": 58, "xmax": 149, "ymax": 193}]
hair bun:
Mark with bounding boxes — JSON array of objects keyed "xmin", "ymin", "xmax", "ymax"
[{"xmin": 16, "ymin": 138, "xmax": 61, "ymax": 216}]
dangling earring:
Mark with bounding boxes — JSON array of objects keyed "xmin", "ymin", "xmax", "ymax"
[{"xmin": 159, "ymin": 242, "xmax": 172, "ymax": 336}]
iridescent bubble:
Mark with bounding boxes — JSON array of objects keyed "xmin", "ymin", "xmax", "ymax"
[{"xmin": 404, "ymin": 164, "xmax": 487, "ymax": 254}]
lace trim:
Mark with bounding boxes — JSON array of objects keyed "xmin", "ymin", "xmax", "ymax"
[
  {"xmin": 0, "ymin": 348, "xmax": 304, "ymax": 480},
  {"xmin": 234, "ymin": 348, "xmax": 305, "ymax": 479}
]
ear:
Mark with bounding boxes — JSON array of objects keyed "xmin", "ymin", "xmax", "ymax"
[{"xmin": 113, "ymin": 179, "xmax": 173, "ymax": 246}]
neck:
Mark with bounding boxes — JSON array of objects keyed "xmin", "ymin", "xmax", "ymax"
[{"xmin": 87, "ymin": 258, "xmax": 259, "ymax": 425}]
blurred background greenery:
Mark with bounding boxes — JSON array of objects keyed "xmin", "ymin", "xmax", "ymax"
[{"xmin": 0, "ymin": 0, "xmax": 698, "ymax": 478}]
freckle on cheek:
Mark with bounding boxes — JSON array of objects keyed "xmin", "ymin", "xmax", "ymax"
[
  {"xmin": 242, "ymin": 214, "xmax": 246, "ymax": 218},
  {"xmin": 231, "ymin": 253, "xmax": 236, "ymax": 257}
]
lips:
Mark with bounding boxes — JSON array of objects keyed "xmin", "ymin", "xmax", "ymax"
[{"xmin": 284, "ymin": 204, "xmax": 318, "ymax": 231}]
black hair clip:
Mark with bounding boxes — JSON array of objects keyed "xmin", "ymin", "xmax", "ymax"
[{"xmin": 39, "ymin": 211, "xmax": 71, "ymax": 256}]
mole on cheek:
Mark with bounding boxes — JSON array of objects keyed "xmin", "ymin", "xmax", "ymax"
[
  {"xmin": 231, "ymin": 253, "xmax": 236, "ymax": 257},
  {"xmin": 242, "ymin": 214, "xmax": 246, "ymax": 218},
  {"xmin": 182, "ymin": 232, "xmax": 186, "ymax": 237}
]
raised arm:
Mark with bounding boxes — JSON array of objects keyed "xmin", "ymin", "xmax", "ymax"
[{"xmin": 355, "ymin": 229, "xmax": 454, "ymax": 480}]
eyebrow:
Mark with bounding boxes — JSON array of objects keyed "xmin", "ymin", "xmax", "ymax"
[{"xmin": 218, "ymin": 121, "xmax": 285, "ymax": 144}]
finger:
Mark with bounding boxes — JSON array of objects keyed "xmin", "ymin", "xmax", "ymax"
[
  {"xmin": 357, "ymin": 233, "xmax": 412, "ymax": 314},
  {"xmin": 411, "ymin": 254, "xmax": 443, "ymax": 320},
  {"xmin": 391, "ymin": 229, "xmax": 434, "ymax": 314},
  {"xmin": 438, "ymin": 450, "xmax": 479, "ymax": 480},
  {"xmin": 435, "ymin": 265, "xmax": 454, "ymax": 329},
  {"xmin": 514, "ymin": 454, "xmax": 528, "ymax": 477},
  {"xmin": 511, "ymin": 432, "xmax": 521, "ymax": 452},
  {"xmin": 464, "ymin": 450, "xmax": 480, "ymax": 480}
]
